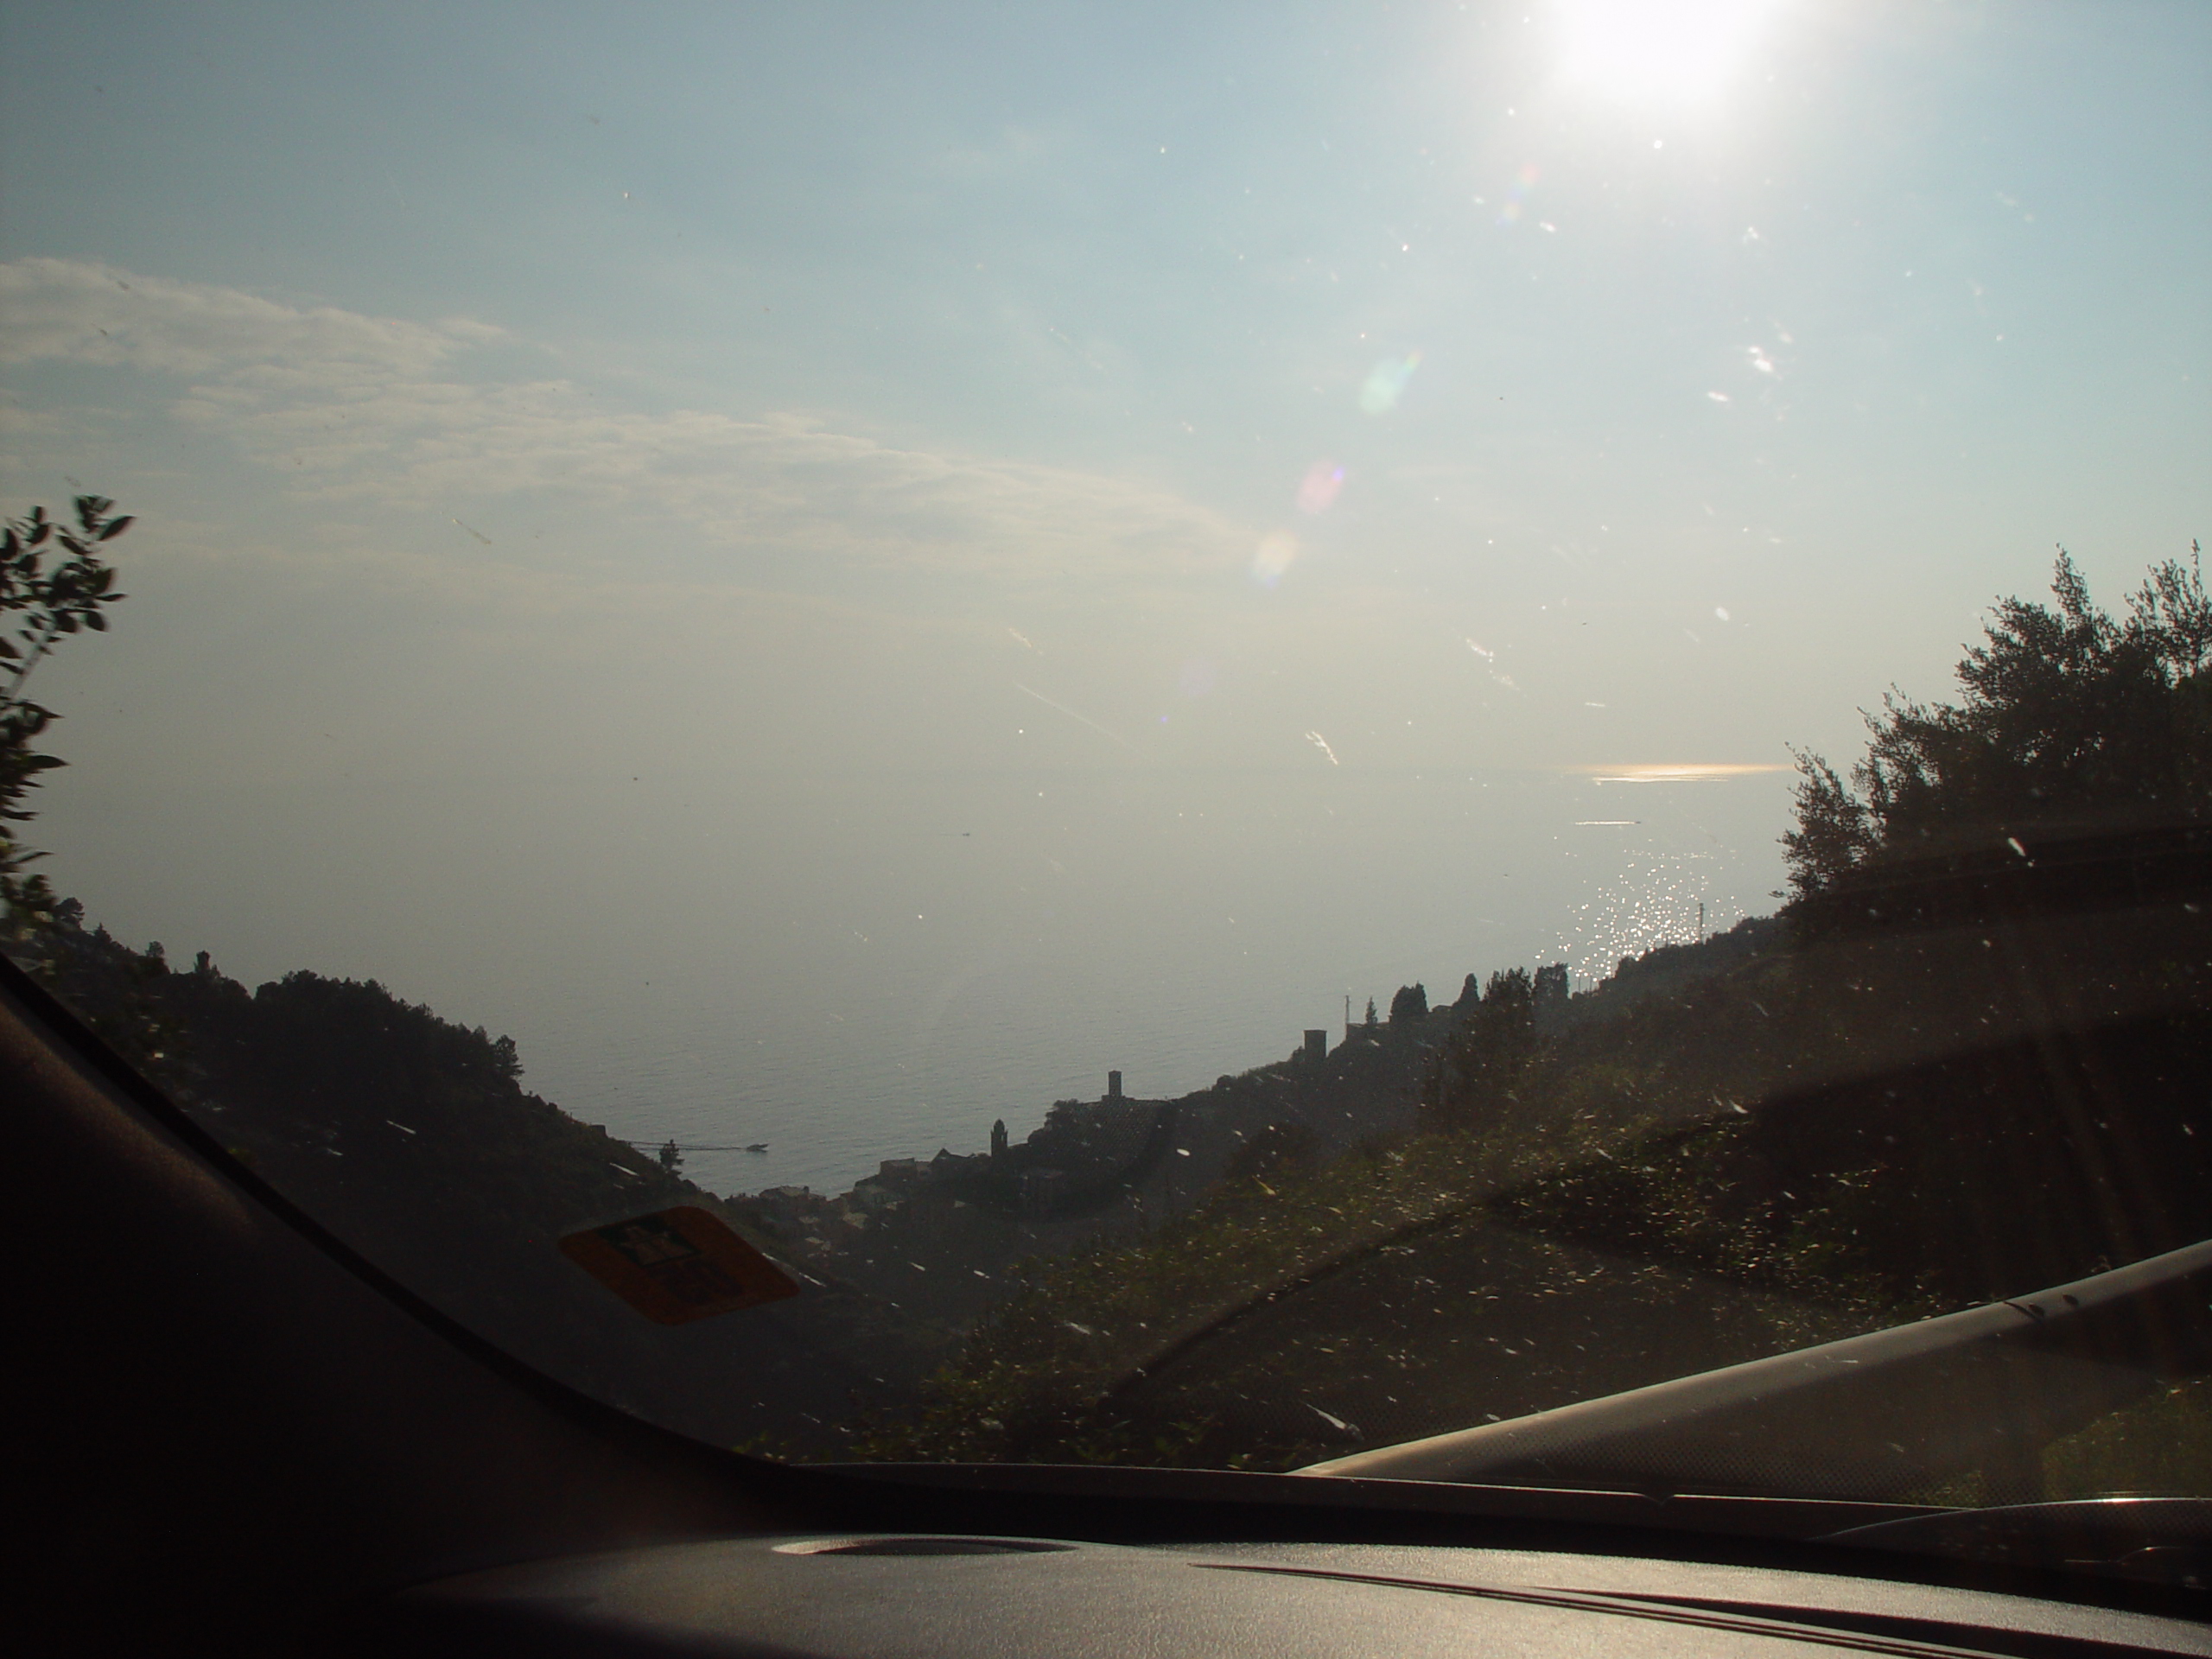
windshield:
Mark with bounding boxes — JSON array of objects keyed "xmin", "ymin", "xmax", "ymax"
[{"xmin": 4, "ymin": 0, "xmax": 2209, "ymax": 1567}]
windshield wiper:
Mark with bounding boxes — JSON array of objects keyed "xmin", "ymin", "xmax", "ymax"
[{"xmin": 1299, "ymin": 1240, "xmax": 2212, "ymax": 1507}]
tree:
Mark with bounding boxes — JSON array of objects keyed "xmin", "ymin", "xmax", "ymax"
[
  {"xmin": 1422, "ymin": 967, "xmax": 1538, "ymax": 1133},
  {"xmin": 1783, "ymin": 546, "xmax": 2212, "ymax": 899},
  {"xmin": 1388, "ymin": 982, "xmax": 1428, "ymax": 1024},
  {"xmin": 1363, "ymin": 997, "xmax": 1378, "ymax": 1027},
  {"xmin": 1533, "ymin": 963, "xmax": 1569, "ymax": 1023},
  {"xmin": 657, "ymin": 1139, "xmax": 685, "ymax": 1174},
  {"xmin": 1, "ymin": 496, "xmax": 130, "ymax": 935}
]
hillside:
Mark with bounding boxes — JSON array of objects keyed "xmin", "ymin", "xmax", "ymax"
[
  {"xmin": 847, "ymin": 830, "xmax": 2212, "ymax": 1478},
  {"xmin": 709, "ymin": 983, "xmax": 1478, "ymax": 1329},
  {"xmin": 15, "ymin": 819, "xmax": 2211, "ymax": 1485},
  {"xmin": 16, "ymin": 920, "xmax": 944, "ymax": 1458}
]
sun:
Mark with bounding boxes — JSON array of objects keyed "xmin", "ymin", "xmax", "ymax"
[{"xmin": 1553, "ymin": 0, "xmax": 1779, "ymax": 107}]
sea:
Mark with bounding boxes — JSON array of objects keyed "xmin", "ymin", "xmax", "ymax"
[{"xmin": 496, "ymin": 767, "xmax": 1794, "ymax": 1200}]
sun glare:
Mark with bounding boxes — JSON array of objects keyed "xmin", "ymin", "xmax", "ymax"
[{"xmin": 1554, "ymin": 0, "xmax": 1777, "ymax": 107}]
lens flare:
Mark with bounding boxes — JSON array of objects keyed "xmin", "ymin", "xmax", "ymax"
[
  {"xmin": 1251, "ymin": 530, "xmax": 1298, "ymax": 587},
  {"xmin": 1295, "ymin": 461, "xmax": 1345, "ymax": 514},
  {"xmin": 1497, "ymin": 163, "xmax": 1541, "ymax": 227},
  {"xmin": 1358, "ymin": 353, "xmax": 1421, "ymax": 415}
]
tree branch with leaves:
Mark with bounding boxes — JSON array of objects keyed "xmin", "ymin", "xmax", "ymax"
[
  {"xmin": 1783, "ymin": 543, "xmax": 2212, "ymax": 901},
  {"xmin": 1, "ymin": 495, "xmax": 130, "ymax": 936}
]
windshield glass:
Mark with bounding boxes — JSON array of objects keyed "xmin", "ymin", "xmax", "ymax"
[{"xmin": 5, "ymin": 0, "xmax": 2209, "ymax": 1559}]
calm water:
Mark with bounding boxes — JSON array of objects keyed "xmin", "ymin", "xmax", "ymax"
[
  {"xmin": 508, "ymin": 767, "xmax": 1789, "ymax": 1198},
  {"xmin": 42, "ymin": 762, "xmax": 1789, "ymax": 1200}
]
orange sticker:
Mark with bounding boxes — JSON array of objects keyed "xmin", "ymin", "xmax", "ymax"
[{"xmin": 559, "ymin": 1205, "xmax": 801, "ymax": 1325}]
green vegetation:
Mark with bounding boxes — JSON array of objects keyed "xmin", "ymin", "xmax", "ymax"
[
  {"xmin": 25, "ymin": 917, "xmax": 944, "ymax": 1452},
  {"xmin": 1420, "ymin": 966, "xmax": 1537, "ymax": 1135},
  {"xmin": 0, "ymin": 502, "xmax": 939, "ymax": 1452},
  {"xmin": 848, "ymin": 1128, "xmax": 1577, "ymax": 1465},
  {"xmin": 1, "ymin": 496, "xmax": 129, "ymax": 941},
  {"xmin": 849, "ymin": 552, "xmax": 2212, "ymax": 1483},
  {"xmin": 8, "ymin": 517, "xmax": 2207, "ymax": 1493},
  {"xmin": 2044, "ymin": 1376, "xmax": 2212, "ymax": 1501},
  {"xmin": 37, "ymin": 923, "xmax": 705, "ymax": 1255},
  {"xmin": 1786, "ymin": 545, "xmax": 2212, "ymax": 899},
  {"xmin": 853, "ymin": 900, "xmax": 2212, "ymax": 1471}
]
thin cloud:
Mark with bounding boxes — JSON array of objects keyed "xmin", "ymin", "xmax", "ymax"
[
  {"xmin": 0, "ymin": 256, "xmax": 497, "ymax": 376},
  {"xmin": 0, "ymin": 257, "xmax": 1249, "ymax": 582}
]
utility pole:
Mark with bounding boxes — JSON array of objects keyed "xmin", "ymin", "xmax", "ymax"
[{"xmin": 1699, "ymin": 900, "xmax": 1705, "ymax": 939}]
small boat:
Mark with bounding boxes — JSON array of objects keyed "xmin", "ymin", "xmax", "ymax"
[{"xmin": 745, "ymin": 1142, "xmax": 770, "ymax": 1154}]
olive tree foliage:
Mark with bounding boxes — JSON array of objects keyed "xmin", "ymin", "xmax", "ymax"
[
  {"xmin": 0, "ymin": 496, "xmax": 130, "ymax": 934},
  {"xmin": 1784, "ymin": 546, "xmax": 2212, "ymax": 900}
]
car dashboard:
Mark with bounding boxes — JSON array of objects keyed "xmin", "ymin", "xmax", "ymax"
[{"xmin": 353, "ymin": 1532, "xmax": 2210, "ymax": 1657}]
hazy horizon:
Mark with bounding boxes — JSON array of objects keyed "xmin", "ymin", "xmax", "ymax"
[{"xmin": 3, "ymin": 1, "xmax": 2203, "ymax": 1194}]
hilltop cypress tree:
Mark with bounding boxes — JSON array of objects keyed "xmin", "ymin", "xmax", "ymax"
[
  {"xmin": 1533, "ymin": 963, "xmax": 1569, "ymax": 1023},
  {"xmin": 1389, "ymin": 982, "xmax": 1428, "ymax": 1024}
]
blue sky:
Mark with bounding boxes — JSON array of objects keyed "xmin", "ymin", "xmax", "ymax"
[{"xmin": 2, "ymin": 1, "xmax": 2207, "ymax": 1177}]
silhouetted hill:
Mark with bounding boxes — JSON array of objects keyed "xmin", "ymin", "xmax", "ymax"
[
  {"xmin": 16, "ymin": 923, "xmax": 945, "ymax": 1457},
  {"xmin": 21, "ymin": 819, "xmax": 2211, "ymax": 1480},
  {"xmin": 847, "ymin": 831, "xmax": 2212, "ymax": 1473}
]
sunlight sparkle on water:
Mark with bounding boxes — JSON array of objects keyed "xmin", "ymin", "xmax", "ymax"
[
  {"xmin": 1556, "ymin": 853, "xmax": 1728, "ymax": 988},
  {"xmin": 1571, "ymin": 762, "xmax": 1789, "ymax": 785}
]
